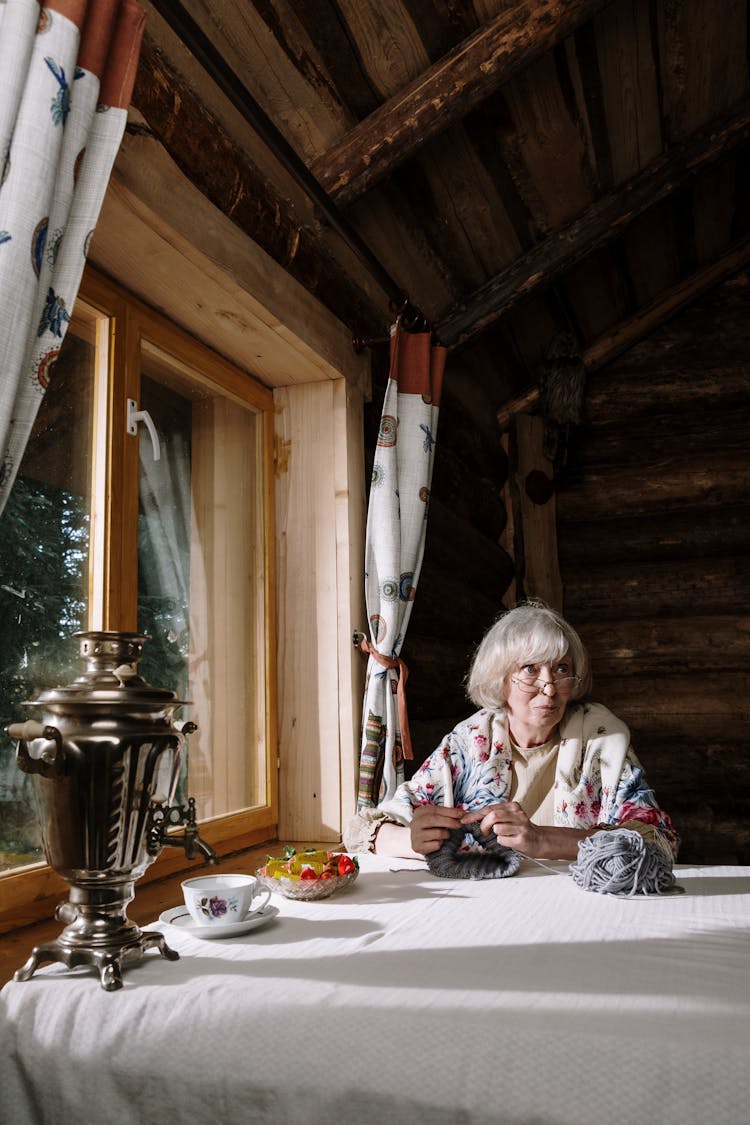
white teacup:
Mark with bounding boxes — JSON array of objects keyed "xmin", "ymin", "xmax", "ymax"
[{"xmin": 181, "ymin": 873, "xmax": 271, "ymax": 926}]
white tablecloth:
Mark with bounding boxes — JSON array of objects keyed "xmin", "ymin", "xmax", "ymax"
[{"xmin": 2, "ymin": 856, "xmax": 750, "ymax": 1125}]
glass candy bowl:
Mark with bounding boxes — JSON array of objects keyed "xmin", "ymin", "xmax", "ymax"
[{"xmin": 257, "ymin": 849, "xmax": 359, "ymax": 901}]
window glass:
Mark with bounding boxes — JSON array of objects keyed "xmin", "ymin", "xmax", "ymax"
[
  {"xmin": 137, "ymin": 360, "xmax": 268, "ymax": 822},
  {"xmin": 0, "ymin": 323, "xmax": 93, "ymax": 873}
]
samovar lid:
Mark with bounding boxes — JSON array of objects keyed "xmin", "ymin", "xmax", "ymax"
[{"xmin": 24, "ymin": 631, "xmax": 187, "ymax": 709}]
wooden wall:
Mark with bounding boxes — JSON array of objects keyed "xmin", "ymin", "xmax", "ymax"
[
  {"xmin": 556, "ymin": 269, "xmax": 750, "ymax": 864},
  {"xmin": 275, "ymin": 378, "xmax": 367, "ymax": 841}
]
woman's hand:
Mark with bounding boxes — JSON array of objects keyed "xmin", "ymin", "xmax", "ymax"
[
  {"xmin": 410, "ymin": 803, "xmax": 465, "ymax": 855},
  {"xmin": 464, "ymin": 803, "xmax": 593, "ymax": 860},
  {"xmin": 465, "ymin": 802, "xmax": 545, "ymax": 856}
]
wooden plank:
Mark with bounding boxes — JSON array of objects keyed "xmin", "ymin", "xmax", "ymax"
[
  {"xmin": 408, "ymin": 567, "xmax": 503, "ymax": 645},
  {"xmin": 593, "ymin": 0, "xmax": 662, "ymax": 183},
  {"xmin": 567, "ymin": 411, "xmax": 748, "ymax": 466},
  {"xmin": 643, "ymin": 741, "xmax": 750, "ymax": 791},
  {"xmin": 582, "ymin": 365, "xmax": 750, "ymax": 422},
  {"xmin": 274, "ymin": 380, "xmax": 366, "ymax": 840},
  {"xmin": 558, "ymin": 247, "xmax": 631, "ymax": 341},
  {"xmin": 142, "ymin": 1, "xmax": 351, "ymax": 167},
  {"xmin": 512, "ymin": 414, "xmax": 563, "ymax": 609},
  {"xmin": 598, "ymin": 682, "xmax": 750, "ymax": 742},
  {"xmin": 692, "ymin": 160, "xmax": 738, "ymax": 263},
  {"xmin": 130, "ymin": 37, "xmax": 386, "ymax": 337},
  {"xmin": 667, "ymin": 812, "xmax": 750, "ymax": 864},
  {"xmin": 558, "ymin": 505, "xmax": 750, "ymax": 566},
  {"xmin": 499, "ymin": 430, "xmax": 518, "ymax": 607},
  {"xmin": 622, "ymin": 201, "xmax": 681, "ymax": 306},
  {"xmin": 335, "ymin": 0, "xmax": 431, "ymax": 98},
  {"xmin": 332, "ymin": 376, "xmax": 367, "ymax": 828},
  {"xmin": 497, "ymin": 52, "xmax": 594, "ymax": 233},
  {"xmin": 311, "ymin": 0, "xmax": 615, "ymax": 204},
  {"xmin": 184, "ymin": 0, "xmax": 350, "ymax": 155},
  {"xmin": 341, "ymin": 181, "xmax": 461, "ymax": 314},
  {"xmin": 93, "ymin": 129, "xmax": 371, "ymax": 392},
  {"xmin": 577, "ymin": 615, "xmax": 750, "ymax": 677},
  {"xmin": 425, "ymin": 497, "xmax": 514, "ymax": 600},
  {"xmin": 431, "ymin": 443, "xmax": 508, "ymax": 542},
  {"xmin": 563, "ymin": 556, "xmax": 749, "ymax": 620},
  {"xmin": 262, "ymin": 406, "xmax": 280, "ymax": 826},
  {"xmin": 657, "ymin": 0, "xmax": 748, "ymax": 141},
  {"xmin": 400, "ymin": 636, "xmax": 479, "ymax": 719},
  {"xmin": 556, "ymin": 453, "xmax": 750, "ymax": 520},
  {"xmin": 274, "ymin": 382, "xmax": 340, "ymax": 841},
  {"xmin": 72, "ymin": 278, "xmax": 134, "ymax": 630},
  {"xmin": 288, "ymin": 0, "xmax": 393, "ymax": 121},
  {"xmin": 401, "ymin": 124, "xmax": 524, "ymax": 289},
  {"xmin": 440, "ymin": 101, "xmax": 750, "ymax": 348}
]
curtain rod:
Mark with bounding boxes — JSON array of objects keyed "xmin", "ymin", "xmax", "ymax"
[{"xmin": 148, "ymin": 0, "xmax": 413, "ymax": 315}]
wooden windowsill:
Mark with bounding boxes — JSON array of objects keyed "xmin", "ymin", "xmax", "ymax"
[{"xmin": 0, "ymin": 840, "xmax": 332, "ymax": 988}]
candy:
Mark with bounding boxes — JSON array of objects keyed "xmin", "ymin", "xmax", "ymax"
[{"xmin": 261, "ymin": 849, "xmax": 359, "ymax": 883}]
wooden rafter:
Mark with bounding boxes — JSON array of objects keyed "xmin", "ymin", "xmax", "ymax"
[
  {"xmin": 311, "ymin": 0, "xmax": 615, "ymax": 206},
  {"xmin": 440, "ymin": 99, "xmax": 750, "ymax": 350},
  {"xmin": 496, "ymin": 234, "xmax": 750, "ymax": 429},
  {"xmin": 131, "ymin": 35, "xmax": 386, "ymax": 336}
]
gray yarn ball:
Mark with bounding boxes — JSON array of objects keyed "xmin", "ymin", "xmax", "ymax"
[{"xmin": 570, "ymin": 828, "xmax": 682, "ymax": 896}]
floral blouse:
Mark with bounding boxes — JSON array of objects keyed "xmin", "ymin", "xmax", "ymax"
[{"xmin": 376, "ymin": 701, "xmax": 678, "ymax": 858}]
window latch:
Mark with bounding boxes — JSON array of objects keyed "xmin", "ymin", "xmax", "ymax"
[{"xmin": 126, "ymin": 398, "xmax": 161, "ymax": 461}]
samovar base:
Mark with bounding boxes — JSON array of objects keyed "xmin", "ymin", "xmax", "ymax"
[
  {"xmin": 14, "ymin": 928, "xmax": 179, "ymax": 991},
  {"xmin": 13, "ymin": 889, "xmax": 180, "ymax": 991}
]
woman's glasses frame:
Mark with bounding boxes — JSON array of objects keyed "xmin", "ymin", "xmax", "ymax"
[{"xmin": 510, "ymin": 672, "xmax": 580, "ymax": 695}]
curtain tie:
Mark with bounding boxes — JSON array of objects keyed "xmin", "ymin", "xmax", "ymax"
[{"xmin": 357, "ymin": 638, "xmax": 413, "ymax": 760}]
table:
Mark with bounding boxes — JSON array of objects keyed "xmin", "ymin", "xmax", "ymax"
[{"xmin": 2, "ymin": 855, "xmax": 749, "ymax": 1125}]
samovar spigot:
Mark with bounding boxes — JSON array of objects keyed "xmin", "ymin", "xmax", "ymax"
[{"xmin": 147, "ymin": 795, "xmax": 218, "ymax": 864}]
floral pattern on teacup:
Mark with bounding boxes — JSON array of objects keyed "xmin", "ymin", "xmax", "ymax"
[{"xmin": 198, "ymin": 894, "xmax": 239, "ymax": 919}]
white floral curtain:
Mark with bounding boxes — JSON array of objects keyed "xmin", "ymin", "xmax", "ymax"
[
  {"xmin": 0, "ymin": 0, "xmax": 145, "ymax": 512},
  {"xmin": 357, "ymin": 322, "xmax": 446, "ymax": 808}
]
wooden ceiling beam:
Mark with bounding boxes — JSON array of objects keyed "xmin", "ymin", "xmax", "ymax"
[
  {"xmin": 131, "ymin": 35, "xmax": 386, "ymax": 336},
  {"xmin": 311, "ymin": 0, "xmax": 615, "ymax": 206},
  {"xmin": 441, "ymin": 100, "xmax": 750, "ymax": 350},
  {"xmin": 496, "ymin": 234, "xmax": 750, "ymax": 429}
]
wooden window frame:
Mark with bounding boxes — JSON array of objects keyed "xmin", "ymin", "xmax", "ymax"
[{"xmin": 0, "ymin": 268, "xmax": 279, "ymax": 931}]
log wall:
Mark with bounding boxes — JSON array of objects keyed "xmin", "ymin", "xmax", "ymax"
[{"xmin": 556, "ymin": 270, "xmax": 750, "ymax": 863}]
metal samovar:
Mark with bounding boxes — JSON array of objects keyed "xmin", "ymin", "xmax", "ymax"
[{"xmin": 7, "ymin": 630, "xmax": 216, "ymax": 991}]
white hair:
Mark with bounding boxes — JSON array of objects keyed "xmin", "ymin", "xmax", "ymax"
[{"xmin": 466, "ymin": 601, "xmax": 591, "ymax": 710}]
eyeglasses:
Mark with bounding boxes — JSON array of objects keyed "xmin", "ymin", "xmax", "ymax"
[{"xmin": 510, "ymin": 670, "xmax": 580, "ymax": 695}]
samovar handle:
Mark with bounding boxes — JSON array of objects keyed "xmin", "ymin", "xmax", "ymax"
[{"xmin": 7, "ymin": 721, "xmax": 66, "ymax": 778}]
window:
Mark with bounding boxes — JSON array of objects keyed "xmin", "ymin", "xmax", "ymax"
[{"xmin": 0, "ymin": 269, "xmax": 277, "ymax": 922}]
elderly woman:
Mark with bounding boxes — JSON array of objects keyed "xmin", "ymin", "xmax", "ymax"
[{"xmin": 344, "ymin": 602, "xmax": 677, "ymax": 862}]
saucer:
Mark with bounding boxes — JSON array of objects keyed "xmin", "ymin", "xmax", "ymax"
[{"xmin": 159, "ymin": 904, "xmax": 279, "ymax": 939}]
